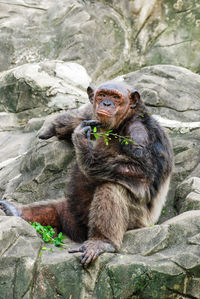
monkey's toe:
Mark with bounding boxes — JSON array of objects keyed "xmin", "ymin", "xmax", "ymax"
[
  {"xmin": 69, "ymin": 240, "xmax": 115, "ymax": 265},
  {"xmin": 0, "ymin": 201, "xmax": 20, "ymax": 216},
  {"xmin": 68, "ymin": 244, "xmax": 86, "ymax": 253}
]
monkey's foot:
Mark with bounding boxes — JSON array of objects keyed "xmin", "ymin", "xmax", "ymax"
[
  {"xmin": 0, "ymin": 200, "xmax": 20, "ymax": 216},
  {"xmin": 69, "ymin": 239, "xmax": 115, "ymax": 264}
]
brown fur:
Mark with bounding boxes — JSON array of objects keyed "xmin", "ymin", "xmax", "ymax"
[{"xmin": 0, "ymin": 81, "xmax": 173, "ymax": 264}]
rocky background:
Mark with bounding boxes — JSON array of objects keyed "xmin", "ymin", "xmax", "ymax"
[{"xmin": 0, "ymin": 1, "xmax": 200, "ymax": 298}]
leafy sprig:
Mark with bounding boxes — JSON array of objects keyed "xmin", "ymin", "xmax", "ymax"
[
  {"xmin": 91, "ymin": 127, "xmax": 137, "ymax": 146},
  {"xmin": 30, "ymin": 222, "xmax": 66, "ymax": 246}
]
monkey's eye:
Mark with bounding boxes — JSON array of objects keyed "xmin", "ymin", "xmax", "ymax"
[
  {"xmin": 98, "ymin": 93, "xmax": 105, "ymax": 97},
  {"xmin": 113, "ymin": 94, "xmax": 120, "ymax": 99}
]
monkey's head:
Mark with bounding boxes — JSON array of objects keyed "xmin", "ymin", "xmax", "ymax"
[{"xmin": 87, "ymin": 82, "xmax": 140, "ymax": 129}]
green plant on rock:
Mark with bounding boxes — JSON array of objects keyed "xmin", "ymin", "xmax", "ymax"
[{"xmin": 30, "ymin": 221, "xmax": 66, "ymax": 246}]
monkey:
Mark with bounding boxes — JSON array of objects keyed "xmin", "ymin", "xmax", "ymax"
[{"xmin": 0, "ymin": 81, "xmax": 173, "ymax": 265}]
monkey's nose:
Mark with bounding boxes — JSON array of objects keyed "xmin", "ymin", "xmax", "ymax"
[{"xmin": 103, "ymin": 100, "xmax": 112, "ymax": 106}]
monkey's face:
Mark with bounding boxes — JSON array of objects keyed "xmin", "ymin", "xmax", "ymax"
[
  {"xmin": 94, "ymin": 89, "xmax": 126, "ymax": 128},
  {"xmin": 87, "ymin": 82, "xmax": 140, "ymax": 129}
]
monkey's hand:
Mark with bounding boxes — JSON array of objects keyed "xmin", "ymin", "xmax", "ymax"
[
  {"xmin": 0, "ymin": 200, "xmax": 21, "ymax": 216},
  {"xmin": 39, "ymin": 123, "xmax": 56, "ymax": 140},
  {"xmin": 81, "ymin": 120, "xmax": 102, "ymax": 129},
  {"xmin": 73, "ymin": 120, "xmax": 101, "ymax": 146},
  {"xmin": 69, "ymin": 239, "xmax": 115, "ymax": 264}
]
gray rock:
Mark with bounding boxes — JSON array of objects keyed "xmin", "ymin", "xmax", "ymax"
[
  {"xmin": 93, "ymin": 211, "xmax": 200, "ymax": 299},
  {"xmin": 0, "ymin": 216, "xmax": 42, "ymax": 298},
  {"xmin": 32, "ymin": 211, "xmax": 200, "ymax": 299},
  {"xmin": 120, "ymin": 64, "xmax": 200, "ymax": 122},
  {"xmin": 175, "ymin": 177, "xmax": 200, "ymax": 213},
  {"xmin": 0, "ymin": 1, "xmax": 200, "ymax": 80},
  {"xmin": 0, "ymin": 60, "xmax": 90, "ymax": 122},
  {"xmin": 0, "ymin": 61, "xmax": 90, "ymax": 203}
]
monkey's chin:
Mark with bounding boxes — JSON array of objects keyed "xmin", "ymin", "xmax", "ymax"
[{"xmin": 96, "ymin": 113, "xmax": 112, "ymax": 129}]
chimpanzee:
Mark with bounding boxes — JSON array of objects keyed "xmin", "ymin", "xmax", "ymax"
[{"xmin": 0, "ymin": 81, "xmax": 173, "ymax": 264}]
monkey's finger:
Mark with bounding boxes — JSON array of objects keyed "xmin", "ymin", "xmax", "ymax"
[
  {"xmin": 81, "ymin": 253, "xmax": 93, "ymax": 264},
  {"xmin": 38, "ymin": 125, "xmax": 56, "ymax": 140},
  {"xmin": 81, "ymin": 120, "xmax": 102, "ymax": 128},
  {"xmin": 86, "ymin": 120, "xmax": 102, "ymax": 128},
  {"xmin": 82, "ymin": 126, "xmax": 92, "ymax": 140},
  {"xmin": 81, "ymin": 120, "xmax": 88, "ymax": 128},
  {"xmin": 68, "ymin": 246, "xmax": 84, "ymax": 253},
  {"xmin": 92, "ymin": 253, "xmax": 99, "ymax": 261}
]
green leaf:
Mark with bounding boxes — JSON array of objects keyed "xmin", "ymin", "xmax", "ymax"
[
  {"xmin": 54, "ymin": 240, "xmax": 62, "ymax": 246},
  {"xmin": 31, "ymin": 222, "xmax": 67, "ymax": 247},
  {"xmin": 93, "ymin": 126, "xmax": 97, "ymax": 133},
  {"xmin": 94, "ymin": 133, "xmax": 99, "ymax": 140},
  {"xmin": 104, "ymin": 138, "xmax": 109, "ymax": 146}
]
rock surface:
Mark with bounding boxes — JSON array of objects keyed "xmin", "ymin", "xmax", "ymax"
[
  {"xmin": 0, "ymin": 216, "xmax": 42, "ymax": 298},
  {"xmin": 0, "ymin": 60, "xmax": 90, "ymax": 203},
  {"xmin": 0, "ymin": 62, "xmax": 200, "ymax": 298},
  {"xmin": 1, "ymin": 211, "xmax": 200, "ymax": 298},
  {"xmin": 0, "ymin": 0, "xmax": 200, "ymax": 80}
]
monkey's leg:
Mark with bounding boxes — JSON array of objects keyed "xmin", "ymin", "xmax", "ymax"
[
  {"xmin": 0, "ymin": 199, "xmax": 88, "ymax": 242},
  {"xmin": 20, "ymin": 200, "xmax": 64, "ymax": 229},
  {"xmin": 69, "ymin": 183, "xmax": 129, "ymax": 264},
  {"xmin": 0, "ymin": 200, "xmax": 63, "ymax": 228}
]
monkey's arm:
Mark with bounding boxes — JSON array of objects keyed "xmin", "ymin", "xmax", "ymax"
[
  {"xmin": 72, "ymin": 121, "xmax": 153, "ymax": 184},
  {"xmin": 72, "ymin": 119, "xmax": 172, "ymax": 197},
  {"xmin": 39, "ymin": 103, "xmax": 93, "ymax": 140}
]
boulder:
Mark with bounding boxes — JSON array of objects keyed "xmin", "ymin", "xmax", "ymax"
[
  {"xmin": 0, "ymin": 216, "xmax": 42, "ymax": 298},
  {"xmin": 175, "ymin": 177, "xmax": 200, "ymax": 213},
  {"xmin": 1, "ymin": 212, "xmax": 200, "ymax": 298},
  {"xmin": 0, "ymin": 1, "xmax": 200, "ymax": 80},
  {"xmin": 0, "ymin": 61, "xmax": 90, "ymax": 203}
]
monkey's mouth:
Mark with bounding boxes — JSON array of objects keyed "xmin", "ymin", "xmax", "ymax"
[{"xmin": 97, "ymin": 110, "xmax": 112, "ymax": 117}]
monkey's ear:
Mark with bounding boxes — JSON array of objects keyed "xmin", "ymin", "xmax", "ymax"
[
  {"xmin": 87, "ymin": 86, "xmax": 95, "ymax": 103},
  {"xmin": 130, "ymin": 90, "xmax": 140, "ymax": 109}
]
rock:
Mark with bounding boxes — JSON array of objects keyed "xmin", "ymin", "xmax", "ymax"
[
  {"xmin": 0, "ymin": 61, "xmax": 90, "ymax": 203},
  {"xmin": 0, "ymin": 1, "xmax": 200, "ymax": 80},
  {"xmin": 175, "ymin": 177, "xmax": 200, "ymax": 213},
  {"xmin": 120, "ymin": 64, "xmax": 200, "ymax": 122},
  {"xmin": 94, "ymin": 211, "xmax": 200, "ymax": 299},
  {"xmin": 0, "ymin": 60, "xmax": 90, "ymax": 122},
  {"xmin": 0, "ymin": 216, "xmax": 42, "ymax": 298},
  {"xmin": 1, "ymin": 212, "xmax": 200, "ymax": 298}
]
